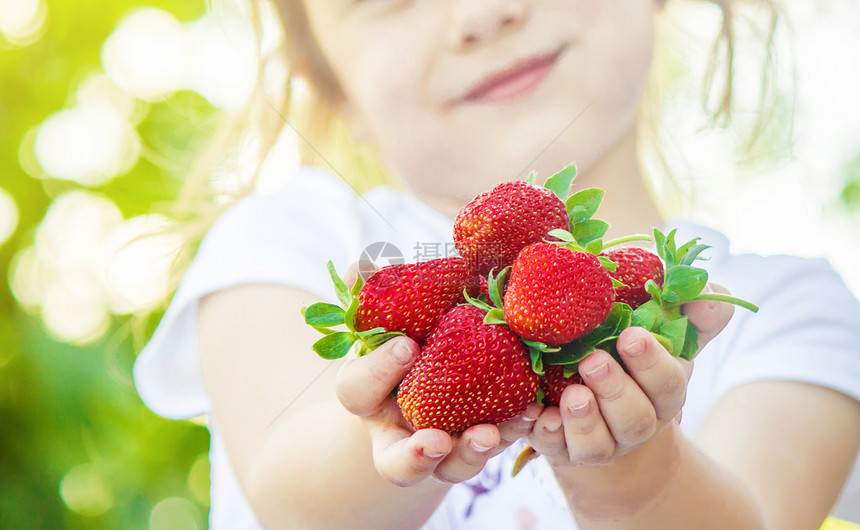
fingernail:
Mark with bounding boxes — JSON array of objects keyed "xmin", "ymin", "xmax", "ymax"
[
  {"xmin": 624, "ymin": 338, "xmax": 645, "ymax": 357},
  {"xmin": 522, "ymin": 414, "xmax": 538, "ymax": 423},
  {"xmin": 422, "ymin": 448, "xmax": 446, "ymax": 459},
  {"xmin": 469, "ymin": 440, "xmax": 493, "ymax": 453},
  {"xmin": 392, "ymin": 340, "xmax": 414, "ymax": 364},
  {"xmin": 545, "ymin": 421, "xmax": 562, "ymax": 433},
  {"xmin": 583, "ymin": 361, "xmax": 609, "ymax": 381},
  {"xmin": 568, "ymin": 401, "xmax": 590, "ymax": 418}
]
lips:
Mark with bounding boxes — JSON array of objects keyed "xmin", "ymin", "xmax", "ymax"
[{"xmin": 460, "ymin": 46, "xmax": 566, "ymax": 105}]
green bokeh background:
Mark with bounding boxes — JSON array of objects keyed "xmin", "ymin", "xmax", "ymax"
[
  {"xmin": 2, "ymin": 1, "xmax": 214, "ymax": 528},
  {"xmin": 3, "ymin": 1, "xmax": 860, "ymax": 529}
]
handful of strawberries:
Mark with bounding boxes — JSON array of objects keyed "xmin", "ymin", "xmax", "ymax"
[{"xmin": 302, "ymin": 163, "xmax": 757, "ymax": 438}]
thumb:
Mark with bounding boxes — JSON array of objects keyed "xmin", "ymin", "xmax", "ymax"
[{"xmin": 335, "ymin": 336, "xmax": 419, "ymax": 417}]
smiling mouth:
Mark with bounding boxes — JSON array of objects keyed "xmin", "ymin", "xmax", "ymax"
[{"xmin": 461, "ymin": 46, "xmax": 567, "ymax": 105}]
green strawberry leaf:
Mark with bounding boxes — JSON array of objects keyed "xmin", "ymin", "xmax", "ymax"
[
  {"xmin": 543, "ymin": 162, "xmax": 578, "ymax": 200},
  {"xmin": 312, "ymin": 332, "xmax": 356, "ymax": 360},
  {"xmin": 631, "ymin": 299, "xmax": 663, "ymax": 330},
  {"xmin": 301, "ymin": 303, "xmax": 346, "ymax": 327},
  {"xmin": 543, "ymin": 342, "xmax": 594, "ymax": 366},
  {"xmin": 535, "ymin": 388, "xmax": 546, "ymax": 406},
  {"xmin": 644, "ymin": 280, "xmax": 663, "ymax": 305},
  {"xmin": 563, "ymin": 365, "xmax": 578, "ymax": 379},
  {"xmin": 653, "ymin": 229, "xmax": 667, "ymax": 258},
  {"xmin": 680, "ymin": 322, "xmax": 700, "ymax": 360},
  {"xmin": 572, "ymin": 219, "xmax": 609, "ymax": 246},
  {"xmin": 598, "ymin": 256, "xmax": 618, "ymax": 272},
  {"xmin": 363, "ymin": 331, "xmax": 406, "ymax": 350},
  {"xmin": 547, "ymin": 229, "xmax": 576, "ymax": 244},
  {"xmin": 665, "ymin": 265, "xmax": 709, "ymax": 301},
  {"xmin": 327, "ymin": 261, "xmax": 352, "ymax": 308},
  {"xmin": 343, "ymin": 294, "xmax": 361, "ymax": 333},
  {"xmin": 528, "ymin": 347, "xmax": 545, "ymax": 375},
  {"xmin": 465, "ymin": 290, "xmax": 495, "ymax": 313},
  {"xmin": 355, "ymin": 326, "xmax": 387, "ymax": 338},
  {"xmin": 579, "ymin": 302, "xmax": 632, "ymax": 347},
  {"xmin": 521, "ymin": 339, "xmax": 560, "ymax": 352},
  {"xmin": 585, "ymin": 239, "xmax": 604, "ymax": 255},
  {"xmin": 650, "ymin": 332, "xmax": 675, "ymax": 355},
  {"xmin": 487, "ymin": 267, "xmax": 509, "ymax": 310},
  {"xmin": 484, "ymin": 308, "xmax": 507, "ymax": 326},
  {"xmin": 565, "ymin": 188, "xmax": 604, "ymax": 223},
  {"xmin": 525, "ymin": 171, "xmax": 537, "ymax": 185},
  {"xmin": 658, "ymin": 316, "xmax": 689, "ymax": 358},
  {"xmin": 310, "ymin": 325, "xmax": 338, "ymax": 336},
  {"xmin": 678, "ymin": 243, "xmax": 710, "ymax": 266},
  {"xmin": 350, "ymin": 268, "xmax": 365, "ymax": 296}
]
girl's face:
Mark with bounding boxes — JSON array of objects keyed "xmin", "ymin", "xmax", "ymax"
[{"xmin": 300, "ymin": 0, "xmax": 660, "ymax": 206}]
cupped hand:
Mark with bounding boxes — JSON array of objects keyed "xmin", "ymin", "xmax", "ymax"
[
  {"xmin": 333, "ymin": 261, "xmax": 536, "ymax": 487},
  {"xmin": 335, "ymin": 336, "xmax": 539, "ymax": 486},
  {"xmin": 527, "ymin": 282, "xmax": 735, "ymax": 468}
]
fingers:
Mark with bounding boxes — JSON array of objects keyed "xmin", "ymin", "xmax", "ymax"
[
  {"xmin": 432, "ymin": 424, "xmax": 501, "ymax": 483},
  {"xmin": 577, "ymin": 350, "xmax": 658, "ymax": 448},
  {"xmin": 368, "ymin": 425, "xmax": 453, "ymax": 487},
  {"xmin": 682, "ymin": 282, "xmax": 734, "ymax": 353},
  {"xmin": 336, "ymin": 337, "xmax": 419, "ymax": 416},
  {"xmin": 368, "ymin": 421, "xmax": 501, "ymax": 486},
  {"xmin": 497, "ymin": 402, "xmax": 542, "ymax": 447},
  {"xmin": 616, "ymin": 327, "xmax": 691, "ymax": 422}
]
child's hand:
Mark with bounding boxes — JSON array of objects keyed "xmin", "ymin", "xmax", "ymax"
[
  {"xmin": 334, "ymin": 261, "xmax": 539, "ymax": 487},
  {"xmin": 335, "ymin": 335, "xmax": 540, "ymax": 486},
  {"xmin": 527, "ymin": 283, "xmax": 734, "ymax": 468}
]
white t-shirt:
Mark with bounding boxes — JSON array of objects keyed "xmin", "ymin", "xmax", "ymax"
[{"xmin": 134, "ymin": 166, "xmax": 860, "ymax": 529}]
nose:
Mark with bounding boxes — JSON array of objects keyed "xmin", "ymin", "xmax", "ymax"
[{"xmin": 448, "ymin": 0, "xmax": 529, "ymax": 50}]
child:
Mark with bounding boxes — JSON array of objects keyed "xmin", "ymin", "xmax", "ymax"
[{"xmin": 134, "ymin": 0, "xmax": 860, "ymax": 528}]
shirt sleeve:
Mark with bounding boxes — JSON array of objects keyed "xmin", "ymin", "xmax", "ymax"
[
  {"xmin": 133, "ymin": 167, "xmax": 361, "ymax": 419},
  {"xmin": 708, "ymin": 254, "xmax": 860, "ymax": 403}
]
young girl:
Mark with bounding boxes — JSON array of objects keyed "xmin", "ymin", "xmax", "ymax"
[{"xmin": 135, "ymin": 0, "xmax": 860, "ymax": 528}]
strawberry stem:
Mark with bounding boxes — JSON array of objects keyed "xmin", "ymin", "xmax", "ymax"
[
  {"xmin": 694, "ymin": 293, "xmax": 760, "ymax": 313},
  {"xmin": 602, "ymin": 234, "xmax": 653, "ymax": 249}
]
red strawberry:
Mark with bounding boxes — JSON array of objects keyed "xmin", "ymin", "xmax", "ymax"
[
  {"xmin": 454, "ymin": 181, "xmax": 569, "ymax": 275},
  {"xmin": 602, "ymin": 247, "xmax": 664, "ymax": 309},
  {"xmin": 397, "ymin": 305, "xmax": 540, "ymax": 435},
  {"xmin": 356, "ymin": 257, "xmax": 481, "ymax": 344},
  {"xmin": 540, "ymin": 365, "xmax": 583, "ymax": 407},
  {"xmin": 503, "ymin": 243, "xmax": 615, "ymax": 345}
]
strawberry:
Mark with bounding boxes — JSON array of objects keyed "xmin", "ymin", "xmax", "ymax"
[
  {"xmin": 302, "ymin": 258, "xmax": 480, "ymax": 360},
  {"xmin": 503, "ymin": 242, "xmax": 615, "ymax": 346},
  {"xmin": 540, "ymin": 365, "xmax": 583, "ymax": 407},
  {"xmin": 355, "ymin": 257, "xmax": 481, "ymax": 344},
  {"xmin": 602, "ymin": 247, "xmax": 664, "ymax": 309},
  {"xmin": 397, "ymin": 304, "xmax": 540, "ymax": 435},
  {"xmin": 454, "ymin": 180, "xmax": 569, "ymax": 275}
]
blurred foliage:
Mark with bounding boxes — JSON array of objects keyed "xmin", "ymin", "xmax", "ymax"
[
  {"xmin": 840, "ymin": 152, "xmax": 860, "ymax": 210},
  {"xmin": 1, "ymin": 0, "xmax": 216, "ymax": 528}
]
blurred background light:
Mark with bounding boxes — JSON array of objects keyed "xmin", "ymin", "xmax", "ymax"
[
  {"xmin": 33, "ymin": 102, "xmax": 141, "ymax": 186},
  {"xmin": 12, "ymin": 191, "xmax": 125, "ymax": 343},
  {"xmin": 59, "ymin": 464, "xmax": 115, "ymax": 517},
  {"xmin": 149, "ymin": 497, "xmax": 202, "ymax": 530},
  {"xmin": 184, "ymin": 12, "xmax": 258, "ymax": 111},
  {"xmin": 0, "ymin": 187, "xmax": 19, "ymax": 246},
  {"xmin": 187, "ymin": 454, "xmax": 211, "ymax": 506},
  {"xmin": 101, "ymin": 214, "xmax": 183, "ymax": 314},
  {"xmin": 101, "ymin": 8, "xmax": 187, "ymax": 101},
  {"xmin": 35, "ymin": 191, "xmax": 123, "ymax": 268},
  {"xmin": 0, "ymin": 0, "xmax": 47, "ymax": 46}
]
